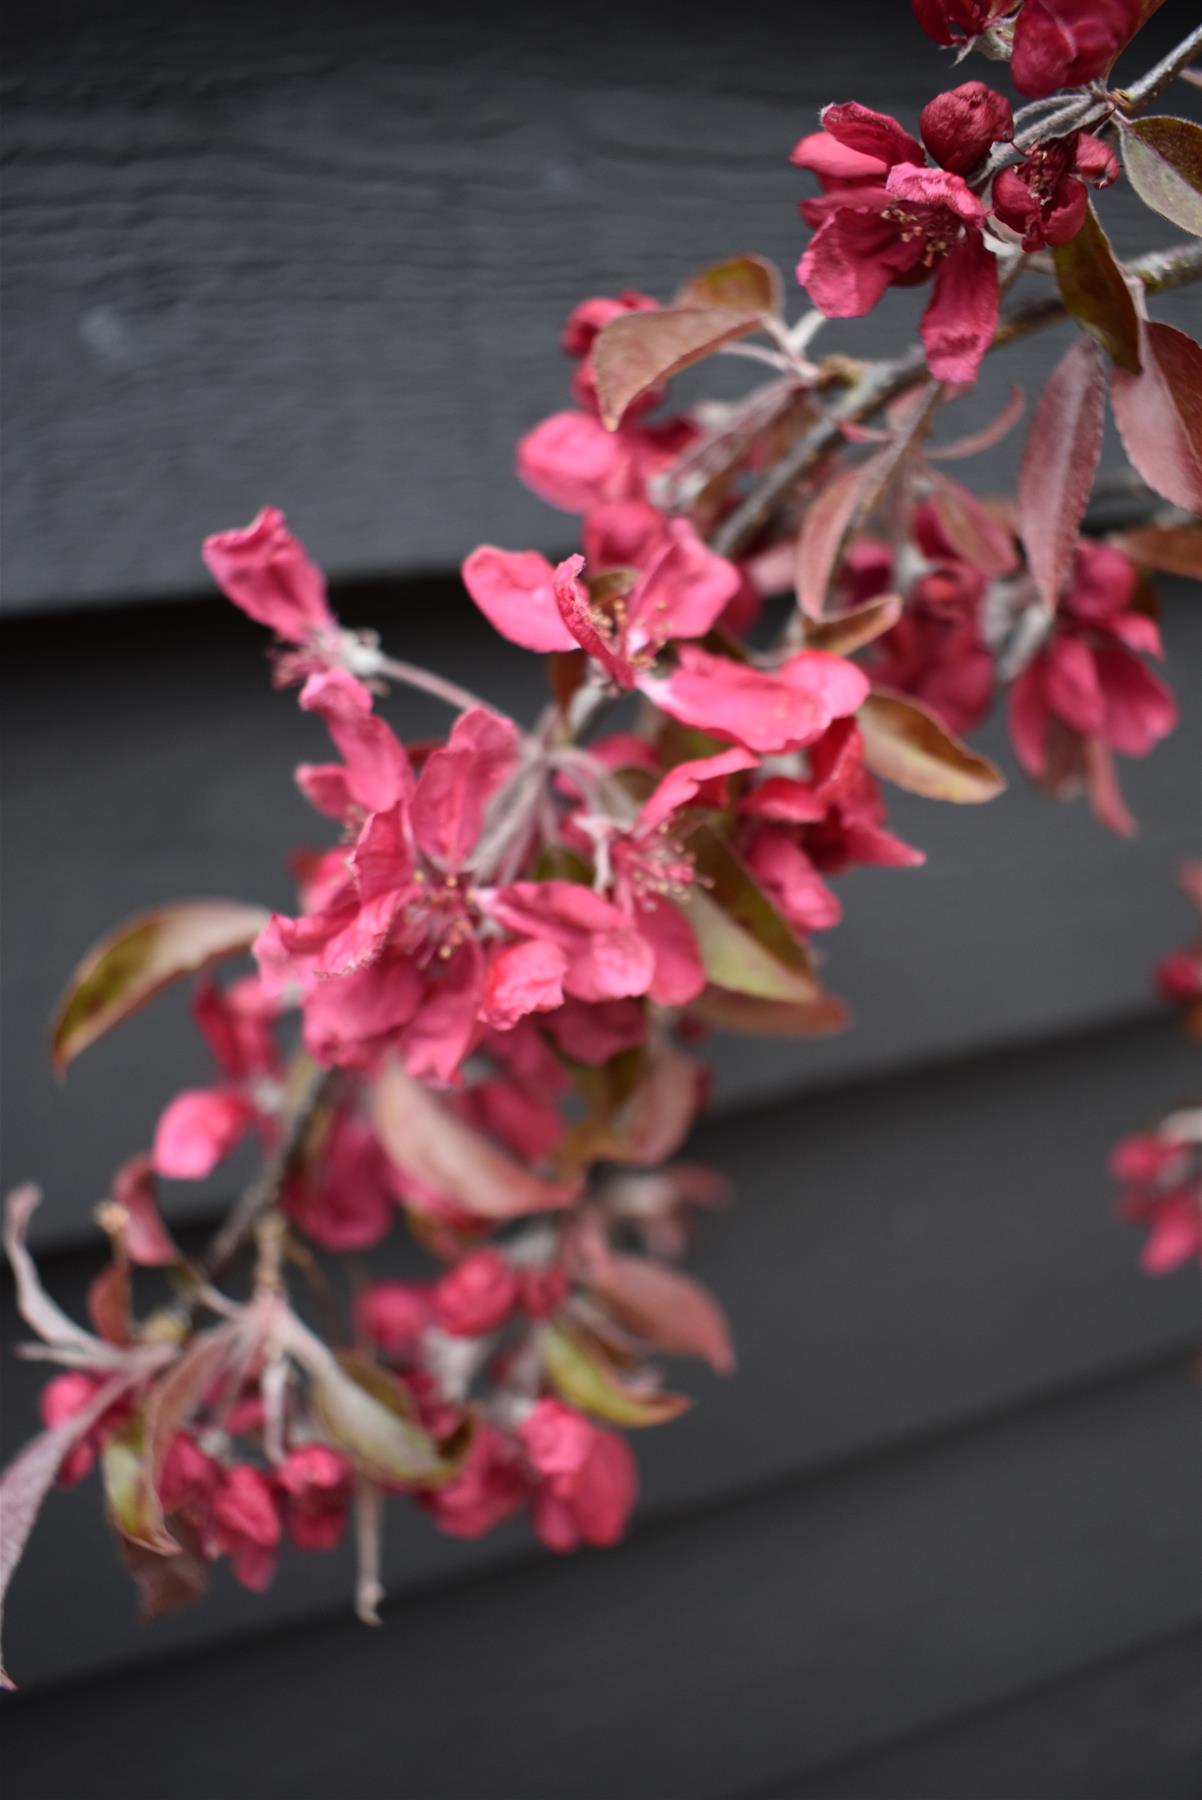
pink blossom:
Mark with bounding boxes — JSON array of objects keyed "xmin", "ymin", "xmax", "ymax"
[
  {"xmin": 1011, "ymin": 0, "xmax": 1144, "ymax": 99},
  {"xmin": 210, "ymin": 1465, "xmax": 282, "ymax": 1592},
  {"xmin": 795, "ymin": 103, "xmax": 1004, "ymax": 383},
  {"xmin": 159, "ymin": 1433, "xmax": 221, "ymax": 1517},
  {"xmin": 992, "ymin": 134, "xmax": 1118, "ymax": 251},
  {"xmin": 520, "ymin": 1265, "xmax": 570, "ymax": 1321},
  {"xmin": 484, "ymin": 881, "xmax": 656, "ymax": 1005},
  {"xmin": 1008, "ymin": 543, "xmax": 1176, "ymax": 833},
  {"xmin": 153, "ymin": 1088, "xmax": 258, "ymax": 1181},
  {"xmin": 517, "ymin": 411, "xmax": 694, "ymax": 516},
  {"xmin": 419, "ymin": 1423, "xmax": 527, "ymax": 1539},
  {"xmin": 432, "ymin": 1248, "xmax": 520, "ymax": 1337},
  {"xmin": 40, "ymin": 1372, "xmax": 106, "ymax": 1489},
  {"xmin": 643, "ymin": 645, "xmax": 868, "ymax": 754},
  {"xmin": 299, "ymin": 669, "xmax": 412, "ymax": 817},
  {"xmin": 355, "ymin": 1280, "xmax": 433, "ymax": 1355},
  {"xmin": 1111, "ymin": 1125, "xmax": 1202, "ymax": 1274},
  {"xmin": 481, "ymin": 940, "xmax": 568, "ymax": 1030},
  {"xmin": 282, "ymin": 1110, "xmax": 397, "ymax": 1250},
  {"xmin": 519, "ymin": 1399, "xmax": 638, "ymax": 1551},
  {"xmin": 478, "ymin": 508, "xmax": 739, "ymax": 686},
  {"xmin": 203, "ymin": 507, "xmax": 335, "ymax": 643},
  {"xmin": 739, "ymin": 718, "xmax": 925, "ymax": 873},
  {"xmin": 277, "ymin": 1445, "xmax": 351, "ymax": 1552},
  {"xmin": 911, "ymin": 0, "xmax": 1011, "ymax": 47}
]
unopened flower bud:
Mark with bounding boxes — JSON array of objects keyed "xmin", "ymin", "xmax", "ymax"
[{"xmin": 920, "ymin": 82, "xmax": 1012, "ymax": 176}]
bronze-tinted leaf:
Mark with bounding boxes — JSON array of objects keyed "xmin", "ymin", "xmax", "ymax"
[
  {"xmin": 51, "ymin": 900, "xmax": 270, "ymax": 1073},
  {"xmin": 682, "ymin": 821, "xmax": 820, "ymax": 1003},
  {"xmin": 542, "ymin": 1324, "xmax": 690, "ymax": 1427},
  {"xmin": 1120, "ymin": 117, "xmax": 1202, "ymax": 238},
  {"xmin": 1110, "ymin": 322, "xmax": 1202, "ymax": 513},
  {"xmin": 371, "ymin": 1060, "xmax": 580, "ymax": 1217},
  {"xmin": 804, "ymin": 595, "xmax": 903, "ymax": 655},
  {"xmin": 796, "ymin": 457, "xmax": 885, "ymax": 620},
  {"xmin": 593, "ymin": 306, "xmax": 763, "ymax": 430},
  {"xmin": 1017, "ymin": 337, "xmax": 1105, "ymax": 610},
  {"xmin": 858, "ymin": 690, "xmax": 1005, "ymax": 803},
  {"xmin": 1115, "ymin": 520, "xmax": 1202, "ymax": 581},
  {"xmin": 1051, "ymin": 205, "xmax": 1141, "ymax": 372},
  {"xmin": 676, "ymin": 254, "xmax": 783, "ymax": 317}
]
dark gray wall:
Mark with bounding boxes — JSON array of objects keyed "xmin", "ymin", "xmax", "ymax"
[
  {"xmin": 1, "ymin": 0, "xmax": 1198, "ymax": 612},
  {"xmin": 2, "ymin": 0, "xmax": 1201, "ymax": 1795}
]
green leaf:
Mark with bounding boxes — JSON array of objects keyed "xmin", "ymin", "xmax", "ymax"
[
  {"xmin": 858, "ymin": 690, "xmax": 1005, "ymax": 803},
  {"xmin": 312, "ymin": 1353, "xmax": 470, "ymax": 1488},
  {"xmin": 542, "ymin": 1325, "xmax": 690, "ymax": 1427},
  {"xmin": 1052, "ymin": 205, "xmax": 1142, "ymax": 373},
  {"xmin": 682, "ymin": 820, "xmax": 819, "ymax": 1002},
  {"xmin": 100, "ymin": 1418, "xmax": 164, "ymax": 1551},
  {"xmin": 51, "ymin": 900, "xmax": 270, "ymax": 1073},
  {"xmin": 1120, "ymin": 117, "xmax": 1202, "ymax": 239}
]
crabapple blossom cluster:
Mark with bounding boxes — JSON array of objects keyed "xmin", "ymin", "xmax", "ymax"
[
  {"xmin": 1110, "ymin": 862, "xmax": 1202, "ymax": 1273},
  {"xmin": 3, "ymin": 0, "xmax": 1200, "ymax": 1685}
]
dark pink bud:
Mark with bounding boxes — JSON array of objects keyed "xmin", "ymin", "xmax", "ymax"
[
  {"xmin": 432, "ymin": 1248, "xmax": 520, "ymax": 1338},
  {"xmin": 355, "ymin": 1280, "xmax": 433, "ymax": 1355},
  {"xmin": 920, "ymin": 83, "xmax": 1013, "ymax": 176},
  {"xmin": 520, "ymin": 1265, "xmax": 570, "ymax": 1322}
]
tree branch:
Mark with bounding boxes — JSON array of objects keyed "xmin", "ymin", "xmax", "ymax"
[
  {"xmin": 711, "ymin": 239, "xmax": 1202, "ymax": 558},
  {"xmin": 1116, "ymin": 22, "xmax": 1202, "ymax": 114}
]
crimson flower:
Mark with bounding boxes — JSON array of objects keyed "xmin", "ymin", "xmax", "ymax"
[
  {"xmin": 794, "ymin": 99, "xmax": 1009, "ymax": 383},
  {"xmin": 992, "ymin": 133, "xmax": 1118, "ymax": 250},
  {"xmin": 1008, "ymin": 543, "xmax": 1177, "ymax": 834}
]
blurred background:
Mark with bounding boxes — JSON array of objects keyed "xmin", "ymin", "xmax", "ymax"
[{"xmin": 2, "ymin": 1, "xmax": 1200, "ymax": 1795}]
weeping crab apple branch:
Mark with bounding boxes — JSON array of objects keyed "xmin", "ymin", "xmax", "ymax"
[
  {"xmin": 5, "ymin": 0, "xmax": 1201, "ymax": 1679},
  {"xmin": 711, "ymin": 239, "xmax": 1202, "ymax": 558}
]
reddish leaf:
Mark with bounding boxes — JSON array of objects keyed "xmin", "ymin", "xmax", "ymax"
[
  {"xmin": 1018, "ymin": 337, "xmax": 1105, "ymax": 610},
  {"xmin": 593, "ymin": 306, "xmax": 763, "ymax": 430},
  {"xmin": 1111, "ymin": 322, "xmax": 1202, "ymax": 514},
  {"xmin": 51, "ymin": 900, "xmax": 269, "ymax": 1073},
  {"xmin": 589, "ymin": 1255, "xmax": 735, "ymax": 1373},
  {"xmin": 110, "ymin": 1155, "xmax": 180, "ymax": 1267},
  {"xmin": 925, "ymin": 471, "xmax": 1017, "ymax": 577},
  {"xmin": 796, "ymin": 456, "xmax": 887, "ymax": 621},
  {"xmin": 858, "ymin": 690, "xmax": 1005, "ymax": 802},
  {"xmin": 0, "ymin": 1372, "xmax": 137, "ymax": 1688},
  {"xmin": 1051, "ymin": 205, "xmax": 1141, "ymax": 373},
  {"xmin": 371, "ymin": 1060, "xmax": 580, "ymax": 1218},
  {"xmin": 542, "ymin": 1323, "xmax": 691, "ymax": 1427},
  {"xmin": 1120, "ymin": 117, "xmax": 1202, "ymax": 239},
  {"xmin": 87, "ymin": 1261, "xmax": 133, "ymax": 1348},
  {"xmin": 676, "ymin": 254, "xmax": 783, "ymax": 316},
  {"xmin": 118, "ymin": 1529, "xmax": 208, "ymax": 1623}
]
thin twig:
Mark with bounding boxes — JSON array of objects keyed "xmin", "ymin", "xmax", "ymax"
[
  {"xmin": 199, "ymin": 1061, "xmax": 337, "ymax": 1284},
  {"xmin": 711, "ymin": 239, "xmax": 1202, "ymax": 558}
]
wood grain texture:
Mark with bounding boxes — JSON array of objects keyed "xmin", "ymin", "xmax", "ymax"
[
  {"xmin": 2, "ymin": 584, "xmax": 1199, "ymax": 1247},
  {"xmin": 3, "ymin": 1356, "xmax": 1198, "ymax": 1797},
  {"xmin": 2, "ymin": 1014, "xmax": 1196, "ymax": 1688},
  {"xmin": 2, "ymin": 0, "xmax": 1197, "ymax": 611}
]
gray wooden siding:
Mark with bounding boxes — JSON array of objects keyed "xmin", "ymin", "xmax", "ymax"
[{"xmin": 2, "ymin": 1, "xmax": 1200, "ymax": 1794}]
